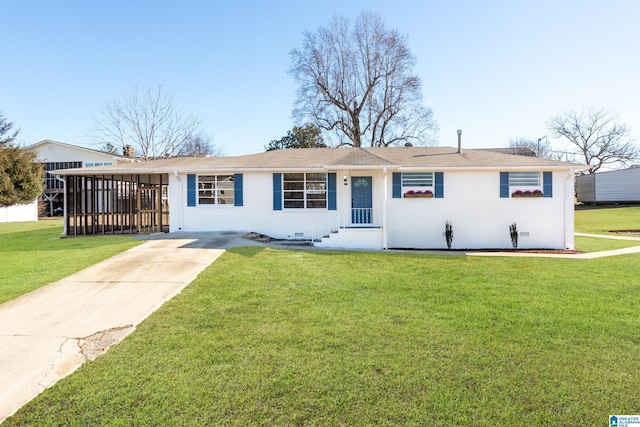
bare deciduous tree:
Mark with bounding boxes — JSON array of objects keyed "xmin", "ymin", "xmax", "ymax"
[
  {"xmin": 290, "ymin": 11, "xmax": 437, "ymax": 147},
  {"xmin": 182, "ymin": 132, "xmax": 218, "ymax": 157},
  {"xmin": 508, "ymin": 137, "xmax": 558, "ymax": 159},
  {"xmin": 92, "ymin": 85, "xmax": 213, "ymax": 160},
  {"xmin": 547, "ymin": 107, "xmax": 637, "ymax": 173}
]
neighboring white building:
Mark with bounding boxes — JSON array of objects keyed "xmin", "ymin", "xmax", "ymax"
[
  {"xmin": 56, "ymin": 147, "xmax": 585, "ymax": 250},
  {"xmin": 576, "ymin": 167, "xmax": 640, "ymax": 204},
  {"xmin": 26, "ymin": 140, "xmax": 131, "ymax": 216}
]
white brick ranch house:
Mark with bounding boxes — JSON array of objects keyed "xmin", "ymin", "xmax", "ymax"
[{"xmin": 55, "ymin": 146, "xmax": 584, "ymax": 250}]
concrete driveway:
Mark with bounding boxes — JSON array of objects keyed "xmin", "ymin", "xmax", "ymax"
[{"xmin": 0, "ymin": 235, "xmax": 237, "ymax": 423}]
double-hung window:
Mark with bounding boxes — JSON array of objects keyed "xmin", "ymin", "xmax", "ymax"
[
  {"xmin": 283, "ymin": 173, "xmax": 327, "ymax": 209},
  {"xmin": 198, "ymin": 175, "xmax": 234, "ymax": 205}
]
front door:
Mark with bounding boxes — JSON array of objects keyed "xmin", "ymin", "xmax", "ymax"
[{"xmin": 351, "ymin": 176, "xmax": 372, "ymax": 224}]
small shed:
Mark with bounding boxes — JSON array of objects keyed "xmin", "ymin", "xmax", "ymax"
[{"xmin": 576, "ymin": 167, "xmax": 640, "ymax": 204}]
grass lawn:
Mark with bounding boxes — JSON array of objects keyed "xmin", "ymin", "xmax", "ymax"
[
  {"xmin": 7, "ymin": 245, "xmax": 640, "ymax": 426},
  {"xmin": 574, "ymin": 206, "xmax": 640, "ymax": 252},
  {"xmin": 0, "ymin": 220, "xmax": 140, "ymax": 305},
  {"xmin": 575, "ymin": 205, "xmax": 640, "ymax": 234},
  {"xmin": 574, "ymin": 235, "xmax": 640, "ymax": 252}
]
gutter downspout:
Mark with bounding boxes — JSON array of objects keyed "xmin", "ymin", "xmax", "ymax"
[
  {"xmin": 174, "ymin": 170, "xmax": 183, "ymax": 231},
  {"xmin": 382, "ymin": 167, "xmax": 388, "ymax": 250},
  {"xmin": 55, "ymin": 175, "xmax": 67, "ymax": 236},
  {"xmin": 565, "ymin": 168, "xmax": 575, "ymax": 249}
]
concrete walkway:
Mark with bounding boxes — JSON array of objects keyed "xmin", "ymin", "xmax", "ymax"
[
  {"xmin": 0, "ymin": 238, "xmax": 227, "ymax": 423},
  {"xmin": 468, "ymin": 232, "xmax": 640, "ymax": 259}
]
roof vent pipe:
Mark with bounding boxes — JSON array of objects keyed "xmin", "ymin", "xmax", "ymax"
[{"xmin": 456, "ymin": 129, "xmax": 462, "ymax": 154}]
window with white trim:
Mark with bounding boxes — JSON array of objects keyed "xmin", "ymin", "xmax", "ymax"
[
  {"xmin": 198, "ymin": 175, "xmax": 234, "ymax": 205},
  {"xmin": 283, "ymin": 173, "xmax": 327, "ymax": 209}
]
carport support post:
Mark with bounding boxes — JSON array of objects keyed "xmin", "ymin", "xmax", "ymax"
[
  {"xmin": 57, "ymin": 175, "xmax": 67, "ymax": 236},
  {"xmin": 383, "ymin": 166, "xmax": 388, "ymax": 249}
]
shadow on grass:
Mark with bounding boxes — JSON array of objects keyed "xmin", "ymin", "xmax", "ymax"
[
  {"xmin": 226, "ymin": 246, "xmax": 268, "ymax": 257},
  {"xmin": 0, "ymin": 228, "xmax": 138, "ymax": 253}
]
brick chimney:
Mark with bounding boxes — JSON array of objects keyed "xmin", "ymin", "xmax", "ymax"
[{"xmin": 123, "ymin": 145, "xmax": 135, "ymax": 158}]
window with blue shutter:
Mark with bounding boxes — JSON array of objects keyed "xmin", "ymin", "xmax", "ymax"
[
  {"xmin": 234, "ymin": 174, "xmax": 243, "ymax": 206},
  {"xmin": 273, "ymin": 173, "xmax": 282, "ymax": 210},
  {"xmin": 543, "ymin": 171, "xmax": 552, "ymax": 198},
  {"xmin": 500, "ymin": 172, "xmax": 509, "ymax": 198},
  {"xmin": 187, "ymin": 174, "xmax": 196, "ymax": 206},
  {"xmin": 434, "ymin": 172, "xmax": 444, "ymax": 198},
  {"xmin": 392, "ymin": 172, "xmax": 401, "ymax": 198},
  {"xmin": 328, "ymin": 173, "xmax": 337, "ymax": 210}
]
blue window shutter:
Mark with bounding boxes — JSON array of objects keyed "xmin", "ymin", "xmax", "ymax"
[
  {"xmin": 543, "ymin": 171, "xmax": 552, "ymax": 198},
  {"xmin": 500, "ymin": 172, "xmax": 509, "ymax": 198},
  {"xmin": 187, "ymin": 174, "xmax": 196, "ymax": 207},
  {"xmin": 328, "ymin": 173, "xmax": 337, "ymax": 210},
  {"xmin": 273, "ymin": 173, "xmax": 282, "ymax": 210},
  {"xmin": 234, "ymin": 174, "xmax": 243, "ymax": 206},
  {"xmin": 435, "ymin": 172, "xmax": 444, "ymax": 198},
  {"xmin": 392, "ymin": 172, "xmax": 401, "ymax": 198}
]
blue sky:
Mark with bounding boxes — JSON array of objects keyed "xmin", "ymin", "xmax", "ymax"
[{"xmin": 3, "ymin": 0, "xmax": 639, "ymax": 155}]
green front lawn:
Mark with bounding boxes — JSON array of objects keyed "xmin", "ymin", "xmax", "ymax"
[
  {"xmin": 575, "ymin": 206, "xmax": 640, "ymax": 234},
  {"xmin": 0, "ymin": 220, "xmax": 139, "ymax": 305},
  {"xmin": 574, "ymin": 206, "xmax": 640, "ymax": 252},
  {"xmin": 574, "ymin": 235, "xmax": 640, "ymax": 252},
  {"xmin": 8, "ymin": 246, "xmax": 640, "ymax": 426}
]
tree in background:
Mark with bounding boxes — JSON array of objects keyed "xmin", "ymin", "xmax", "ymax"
[
  {"xmin": 547, "ymin": 107, "xmax": 637, "ymax": 173},
  {"xmin": 508, "ymin": 137, "xmax": 557, "ymax": 159},
  {"xmin": 92, "ymin": 84, "xmax": 215, "ymax": 160},
  {"xmin": 0, "ymin": 111, "xmax": 20, "ymax": 146},
  {"xmin": 289, "ymin": 11, "xmax": 437, "ymax": 147},
  {"xmin": 265, "ymin": 124, "xmax": 326, "ymax": 151},
  {"xmin": 182, "ymin": 132, "xmax": 218, "ymax": 157},
  {"xmin": 0, "ymin": 114, "xmax": 44, "ymax": 206}
]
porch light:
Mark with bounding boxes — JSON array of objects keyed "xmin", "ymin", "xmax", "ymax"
[{"xmin": 343, "ymin": 176, "xmax": 348, "ymax": 185}]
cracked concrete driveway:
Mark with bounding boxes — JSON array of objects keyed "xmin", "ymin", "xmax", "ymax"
[{"xmin": 0, "ymin": 236, "xmax": 227, "ymax": 423}]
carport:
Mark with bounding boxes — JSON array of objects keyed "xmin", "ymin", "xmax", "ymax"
[{"xmin": 64, "ymin": 173, "xmax": 169, "ymax": 235}]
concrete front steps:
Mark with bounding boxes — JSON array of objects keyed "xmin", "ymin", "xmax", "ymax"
[{"xmin": 314, "ymin": 227, "xmax": 384, "ymax": 250}]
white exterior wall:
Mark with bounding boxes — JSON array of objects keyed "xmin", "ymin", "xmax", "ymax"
[
  {"xmin": 386, "ymin": 169, "xmax": 573, "ymax": 250},
  {"xmin": 0, "ymin": 201, "xmax": 38, "ymax": 223},
  {"xmin": 169, "ymin": 168, "xmax": 575, "ymax": 250},
  {"xmin": 169, "ymin": 172, "xmax": 341, "ymax": 241}
]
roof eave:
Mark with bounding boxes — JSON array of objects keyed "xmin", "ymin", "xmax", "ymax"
[{"xmin": 324, "ymin": 164, "xmax": 401, "ymax": 170}]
